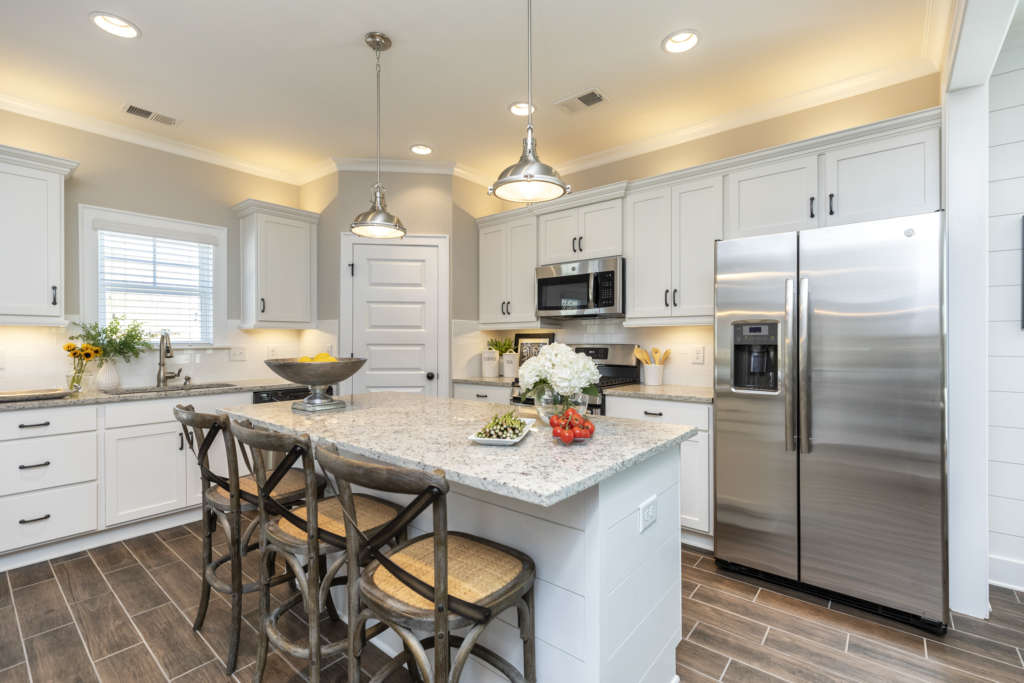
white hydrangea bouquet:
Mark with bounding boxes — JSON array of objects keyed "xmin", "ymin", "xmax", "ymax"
[{"xmin": 518, "ymin": 343, "xmax": 600, "ymax": 417}]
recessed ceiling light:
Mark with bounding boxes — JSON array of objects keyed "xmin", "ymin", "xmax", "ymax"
[
  {"xmin": 662, "ymin": 29, "xmax": 699, "ymax": 54},
  {"xmin": 509, "ymin": 102, "xmax": 535, "ymax": 117},
  {"xmin": 410, "ymin": 144, "xmax": 432, "ymax": 156},
  {"xmin": 90, "ymin": 12, "xmax": 140, "ymax": 38}
]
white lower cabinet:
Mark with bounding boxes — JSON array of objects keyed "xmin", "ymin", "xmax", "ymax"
[
  {"xmin": 452, "ymin": 383, "xmax": 513, "ymax": 404},
  {"xmin": 604, "ymin": 396, "xmax": 713, "ymax": 534},
  {"xmin": 105, "ymin": 422, "xmax": 188, "ymax": 525},
  {"xmin": 0, "ymin": 482, "xmax": 97, "ymax": 553}
]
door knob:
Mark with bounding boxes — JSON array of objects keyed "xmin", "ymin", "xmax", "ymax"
[{"xmin": 426, "ymin": 372, "xmax": 435, "ymax": 381}]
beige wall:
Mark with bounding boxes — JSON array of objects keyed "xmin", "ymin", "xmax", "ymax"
[
  {"xmin": 562, "ymin": 74, "xmax": 941, "ymax": 192},
  {"xmin": 0, "ymin": 109, "xmax": 299, "ymax": 319}
]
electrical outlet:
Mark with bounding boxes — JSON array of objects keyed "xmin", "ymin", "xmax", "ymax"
[
  {"xmin": 266, "ymin": 345, "xmax": 282, "ymax": 359},
  {"xmin": 637, "ymin": 495, "xmax": 658, "ymax": 533},
  {"xmin": 229, "ymin": 347, "xmax": 247, "ymax": 362},
  {"xmin": 692, "ymin": 345, "xmax": 706, "ymax": 365}
]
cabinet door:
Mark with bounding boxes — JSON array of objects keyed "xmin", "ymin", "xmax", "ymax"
[
  {"xmin": 578, "ymin": 199, "xmax": 622, "ymax": 259},
  {"xmin": 823, "ymin": 128, "xmax": 940, "ymax": 225},
  {"xmin": 725, "ymin": 155, "xmax": 819, "ymax": 238},
  {"xmin": 105, "ymin": 422, "xmax": 188, "ymax": 525},
  {"xmin": 478, "ymin": 223, "xmax": 509, "ymax": 324},
  {"xmin": 624, "ymin": 187, "xmax": 673, "ymax": 319},
  {"xmin": 0, "ymin": 162, "xmax": 62, "ymax": 318},
  {"xmin": 681, "ymin": 431, "xmax": 711, "ymax": 533},
  {"xmin": 185, "ymin": 426, "xmax": 231, "ymax": 507},
  {"xmin": 538, "ymin": 208, "xmax": 579, "ymax": 265},
  {"xmin": 672, "ymin": 176, "xmax": 723, "ymax": 317},
  {"xmin": 257, "ymin": 216, "xmax": 313, "ymax": 323},
  {"xmin": 505, "ymin": 218, "xmax": 538, "ymax": 323}
]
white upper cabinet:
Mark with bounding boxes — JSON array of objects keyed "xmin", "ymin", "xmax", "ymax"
[
  {"xmin": 624, "ymin": 186, "xmax": 673, "ymax": 319},
  {"xmin": 725, "ymin": 155, "xmax": 819, "ymax": 239},
  {"xmin": 235, "ymin": 199, "xmax": 318, "ymax": 329},
  {"xmin": 822, "ymin": 128, "xmax": 940, "ymax": 225},
  {"xmin": 671, "ymin": 175, "xmax": 723, "ymax": 318},
  {"xmin": 477, "ymin": 214, "xmax": 538, "ymax": 328},
  {"xmin": 538, "ymin": 198, "xmax": 622, "ymax": 265},
  {"xmin": 0, "ymin": 145, "xmax": 77, "ymax": 325}
]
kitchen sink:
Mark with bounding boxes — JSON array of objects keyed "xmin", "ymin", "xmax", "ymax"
[{"xmin": 105, "ymin": 382, "xmax": 239, "ymax": 395}]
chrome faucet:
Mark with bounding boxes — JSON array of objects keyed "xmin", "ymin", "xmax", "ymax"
[{"xmin": 157, "ymin": 331, "xmax": 182, "ymax": 387}]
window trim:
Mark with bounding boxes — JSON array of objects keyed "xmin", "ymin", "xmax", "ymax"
[{"xmin": 79, "ymin": 204, "xmax": 228, "ymax": 347}]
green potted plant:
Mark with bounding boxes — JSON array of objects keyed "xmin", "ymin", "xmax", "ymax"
[{"xmin": 70, "ymin": 316, "xmax": 151, "ymax": 391}]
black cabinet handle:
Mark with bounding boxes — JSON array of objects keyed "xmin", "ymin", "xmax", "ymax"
[
  {"xmin": 259, "ymin": 298, "xmax": 266, "ymax": 313},
  {"xmin": 572, "ymin": 236, "xmax": 578, "ymax": 253},
  {"xmin": 809, "ymin": 196, "xmax": 815, "ymax": 219},
  {"xmin": 19, "ymin": 514, "xmax": 50, "ymax": 525},
  {"xmin": 673, "ymin": 289, "xmax": 679, "ymax": 307},
  {"xmin": 578, "ymin": 236, "xmax": 583, "ymax": 251},
  {"xmin": 51, "ymin": 286, "xmax": 57, "ymax": 306},
  {"xmin": 828, "ymin": 193, "xmax": 835, "ymax": 216},
  {"xmin": 664, "ymin": 289, "xmax": 669, "ymax": 307},
  {"xmin": 476, "ymin": 393, "xmax": 488, "ymax": 398},
  {"xmin": 643, "ymin": 410, "xmax": 664, "ymax": 417},
  {"xmin": 426, "ymin": 372, "xmax": 435, "ymax": 381},
  {"xmin": 19, "ymin": 461, "xmax": 51, "ymax": 470},
  {"xmin": 18, "ymin": 421, "xmax": 50, "ymax": 429},
  {"xmin": 179, "ymin": 433, "xmax": 185, "ymax": 450}
]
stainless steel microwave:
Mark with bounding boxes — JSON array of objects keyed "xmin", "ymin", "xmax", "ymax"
[{"xmin": 536, "ymin": 256, "xmax": 624, "ymax": 318}]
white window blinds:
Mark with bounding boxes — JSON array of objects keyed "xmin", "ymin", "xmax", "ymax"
[{"xmin": 97, "ymin": 229, "xmax": 215, "ymax": 344}]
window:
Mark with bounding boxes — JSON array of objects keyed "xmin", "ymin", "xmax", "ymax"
[
  {"xmin": 97, "ymin": 230, "xmax": 214, "ymax": 344},
  {"xmin": 79, "ymin": 205, "xmax": 227, "ymax": 346}
]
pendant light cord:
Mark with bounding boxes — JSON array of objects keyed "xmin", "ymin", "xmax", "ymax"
[
  {"xmin": 527, "ymin": 0, "xmax": 533, "ymax": 130},
  {"xmin": 375, "ymin": 47, "xmax": 382, "ymax": 189}
]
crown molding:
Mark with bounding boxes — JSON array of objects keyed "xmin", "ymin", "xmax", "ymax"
[
  {"xmin": 0, "ymin": 143, "xmax": 78, "ymax": 176},
  {"xmin": 557, "ymin": 61, "xmax": 938, "ymax": 178},
  {"xmin": 331, "ymin": 157, "xmax": 456, "ymax": 176},
  {"xmin": 231, "ymin": 198, "xmax": 320, "ymax": 221},
  {"xmin": 451, "ymin": 164, "xmax": 493, "ymax": 188}
]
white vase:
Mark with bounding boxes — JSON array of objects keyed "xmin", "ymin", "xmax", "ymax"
[
  {"xmin": 481, "ymin": 350, "xmax": 499, "ymax": 378},
  {"xmin": 95, "ymin": 360, "xmax": 121, "ymax": 392}
]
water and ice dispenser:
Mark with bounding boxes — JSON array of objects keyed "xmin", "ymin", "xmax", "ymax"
[{"xmin": 732, "ymin": 322, "xmax": 779, "ymax": 391}]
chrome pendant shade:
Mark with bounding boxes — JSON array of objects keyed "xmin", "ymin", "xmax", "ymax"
[
  {"xmin": 351, "ymin": 32, "xmax": 406, "ymax": 239},
  {"xmin": 489, "ymin": 0, "xmax": 570, "ymax": 203}
]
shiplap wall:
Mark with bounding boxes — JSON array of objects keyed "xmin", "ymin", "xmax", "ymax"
[{"xmin": 988, "ymin": 20, "xmax": 1024, "ymax": 591}]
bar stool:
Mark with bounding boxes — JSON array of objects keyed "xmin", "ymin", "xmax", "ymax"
[
  {"xmin": 229, "ymin": 419, "xmax": 406, "ymax": 683},
  {"xmin": 173, "ymin": 405, "xmax": 325, "ymax": 674},
  {"xmin": 316, "ymin": 441, "xmax": 538, "ymax": 683}
]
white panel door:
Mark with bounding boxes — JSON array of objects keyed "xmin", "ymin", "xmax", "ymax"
[
  {"xmin": 624, "ymin": 186, "xmax": 673, "ymax": 319},
  {"xmin": 0, "ymin": 161, "xmax": 61, "ymax": 317},
  {"xmin": 672, "ymin": 175, "xmax": 723, "ymax": 317},
  {"xmin": 538, "ymin": 208, "xmax": 579, "ymax": 265},
  {"xmin": 681, "ymin": 431, "xmax": 711, "ymax": 533},
  {"xmin": 725, "ymin": 155, "xmax": 819, "ymax": 238},
  {"xmin": 352, "ymin": 243, "xmax": 440, "ymax": 395},
  {"xmin": 258, "ymin": 216, "xmax": 313, "ymax": 323},
  {"xmin": 105, "ymin": 422, "xmax": 188, "ymax": 525},
  {"xmin": 505, "ymin": 218, "xmax": 538, "ymax": 323},
  {"xmin": 478, "ymin": 223, "xmax": 508, "ymax": 324},
  {"xmin": 823, "ymin": 129, "xmax": 940, "ymax": 225},
  {"xmin": 578, "ymin": 199, "xmax": 622, "ymax": 259}
]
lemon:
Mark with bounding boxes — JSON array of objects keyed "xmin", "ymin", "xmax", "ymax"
[
  {"xmin": 298, "ymin": 356, "xmax": 313, "ymax": 363},
  {"xmin": 313, "ymin": 352, "xmax": 336, "ymax": 362}
]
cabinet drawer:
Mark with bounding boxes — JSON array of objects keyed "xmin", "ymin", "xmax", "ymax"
[
  {"xmin": 0, "ymin": 481, "xmax": 98, "ymax": 553},
  {"xmin": 453, "ymin": 384, "xmax": 512, "ymax": 404},
  {"xmin": 105, "ymin": 391, "xmax": 251, "ymax": 428},
  {"xmin": 0, "ymin": 405, "xmax": 97, "ymax": 441},
  {"xmin": 604, "ymin": 396, "xmax": 709, "ymax": 430},
  {"xmin": 0, "ymin": 432, "xmax": 97, "ymax": 496}
]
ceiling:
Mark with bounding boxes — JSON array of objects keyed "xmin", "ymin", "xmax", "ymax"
[{"xmin": 0, "ymin": 1, "xmax": 951, "ymax": 185}]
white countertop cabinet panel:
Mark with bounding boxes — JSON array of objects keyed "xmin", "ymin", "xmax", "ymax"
[
  {"xmin": 452, "ymin": 382, "xmax": 513, "ymax": 404},
  {"xmin": 538, "ymin": 199, "xmax": 622, "ymax": 265},
  {"xmin": 725, "ymin": 154, "xmax": 820, "ymax": 239},
  {"xmin": 104, "ymin": 421, "xmax": 188, "ymax": 525},
  {"xmin": 477, "ymin": 215, "xmax": 539, "ymax": 328}
]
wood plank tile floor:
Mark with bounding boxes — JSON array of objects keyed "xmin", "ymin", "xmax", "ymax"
[{"xmin": 1, "ymin": 526, "xmax": 1023, "ymax": 682}]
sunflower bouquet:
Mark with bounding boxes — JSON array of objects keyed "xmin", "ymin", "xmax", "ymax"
[{"xmin": 63, "ymin": 342, "xmax": 102, "ymax": 392}]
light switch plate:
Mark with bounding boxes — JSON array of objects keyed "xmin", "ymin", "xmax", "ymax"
[
  {"xmin": 637, "ymin": 495, "xmax": 657, "ymax": 533},
  {"xmin": 692, "ymin": 345, "xmax": 706, "ymax": 365},
  {"xmin": 230, "ymin": 348, "xmax": 247, "ymax": 362}
]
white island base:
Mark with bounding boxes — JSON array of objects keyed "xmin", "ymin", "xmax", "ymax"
[{"xmin": 341, "ymin": 445, "xmax": 681, "ymax": 683}]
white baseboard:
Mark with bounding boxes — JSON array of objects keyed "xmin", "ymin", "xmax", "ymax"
[
  {"xmin": 990, "ymin": 554, "xmax": 1024, "ymax": 592},
  {"xmin": 682, "ymin": 529, "xmax": 714, "ymax": 552}
]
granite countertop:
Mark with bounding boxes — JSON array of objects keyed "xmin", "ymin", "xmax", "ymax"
[
  {"xmin": 603, "ymin": 384, "xmax": 714, "ymax": 404},
  {"xmin": 223, "ymin": 392, "xmax": 696, "ymax": 507},
  {"xmin": 0, "ymin": 378, "xmax": 303, "ymax": 412},
  {"xmin": 452, "ymin": 376, "xmax": 517, "ymax": 387}
]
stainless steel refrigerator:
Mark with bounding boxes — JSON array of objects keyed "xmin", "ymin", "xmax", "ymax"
[{"xmin": 713, "ymin": 212, "xmax": 947, "ymax": 630}]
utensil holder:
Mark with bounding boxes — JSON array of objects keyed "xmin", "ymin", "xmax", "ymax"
[{"xmin": 643, "ymin": 364, "xmax": 664, "ymax": 386}]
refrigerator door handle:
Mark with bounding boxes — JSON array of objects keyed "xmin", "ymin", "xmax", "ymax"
[
  {"xmin": 784, "ymin": 279, "xmax": 796, "ymax": 451},
  {"xmin": 798, "ymin": 277, "xmax": 811, "ymax": 453}
]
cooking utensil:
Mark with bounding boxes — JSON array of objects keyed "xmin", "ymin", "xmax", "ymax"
[
  {"xmin": 652, "ymin": 347, "xmax": 662, "ymax": 365},
  {"xmin": 661, "ymin": 349, "xmax": 671, "ymax": 363},
  {"xmin": 633, "ymin": 346, "xmax": 648, "ymax": 365}
]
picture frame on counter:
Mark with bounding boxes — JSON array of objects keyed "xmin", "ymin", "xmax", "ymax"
[{"xmin": 514, "ymin": 332, "xmax": 556, "ymax": 366}]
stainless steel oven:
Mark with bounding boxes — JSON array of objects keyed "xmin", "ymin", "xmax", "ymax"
[{"xmin": 535, "ymin": 256, "xmax": 624, "ymax": 318}]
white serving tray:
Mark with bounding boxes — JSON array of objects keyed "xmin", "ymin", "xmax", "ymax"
[{"xmin": 469, "ymin": 418, "xmax": 536, "ymax": 446}]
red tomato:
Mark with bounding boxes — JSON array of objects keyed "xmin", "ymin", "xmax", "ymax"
[
  {"xmin": 548, "ymin": 415, "xmax": 560, "ymax": 428},
  {"xmin": 565, "ymin": 408, "xmax": 579, "ymax": 418},
  {"xmin": 582, "ymin": 420, "xmax": 594, "ymax": 432},
  {"xmin": 573, "ymin": 427, "xmax": 587, "ymax": 439},
  {"xmin": 552, "ymin": 427, "xmax": 564, "ymax": 439},
  {"xmin": 559, "ymin": 430, "xmax": 574, "ymax": 445}
]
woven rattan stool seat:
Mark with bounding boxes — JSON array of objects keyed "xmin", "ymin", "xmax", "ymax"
[
  {"xmin": 271, "ymin": 495, "xmax": 401, "ymax": 546},
  {"xmin": 205, "ymin": 469, "xmax": 313, "ymax": 508}
]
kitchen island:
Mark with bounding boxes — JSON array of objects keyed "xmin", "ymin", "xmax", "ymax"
[{"xmin": 225, "ymin": 392, "xmax": 696, "ymax": 683}]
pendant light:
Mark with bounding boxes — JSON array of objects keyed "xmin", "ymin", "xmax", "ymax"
[
  {"xmin": 351, "ymin": 32, "xmax": 406, "ymax": 239},
  {"xmin": 488, "ymin": 0, "xmax": 570, "ymax": 203}
]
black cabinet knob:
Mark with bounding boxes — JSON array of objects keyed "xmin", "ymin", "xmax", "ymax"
[{"xmin": 426, "ymin": 372, "xmax": 435, "ymax": 381}]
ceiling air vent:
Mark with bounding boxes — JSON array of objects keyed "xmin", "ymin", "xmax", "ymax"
[
  {"xmin": 122, "ymin": 104, "xmax": 178, "ymax": 126},
  {"xmin": 556, "ymin": 88, "xmax": 606, "ymax": 114}
]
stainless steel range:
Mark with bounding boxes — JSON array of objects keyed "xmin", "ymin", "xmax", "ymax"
[{"xmin": 511, "ymin": 343, "xmax": 639, "ymax": 415}]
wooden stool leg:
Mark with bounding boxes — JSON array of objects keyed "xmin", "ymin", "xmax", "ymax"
[
  {"xmin": 193, "ymin": 507, "xmax": 214, "ymax": 631},
  {"xmin": 224, "ymin": 510, "xmax": 243, "ymax": 674},
  {"xmin": 254, "ymin": 548, "xmax": 274, "ymax": 683},
  {"xmin": 519, "ymin": 588, "xmax": 536, "ymax": 683},
  {"xmin": 306, "ymin": 560, "xmax": 322, "ymax": 683},
  {"xmin": 319, "ymin": 554, "xmax": 341, "ymax": 622}
]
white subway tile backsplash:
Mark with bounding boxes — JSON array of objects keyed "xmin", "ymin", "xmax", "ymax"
[
  {"xmin": 990, "ymin": 105, "xmax": 1024, "ymax": 146},
  {"xmin": 991, "ymin": 69, "xmax": 1024, "ymax": 111},
  {"xmin": 990, "ymin": 461, "xmax": 1024, "ymax": 500},
  {"xmin": 991, "ymin": 177, "xmax": 1024, "ymax": 216},
  {"xmin": 990, "ymin": 140, "xmax": 1024, "ymax": 181},
  {"xmin": 991, "ymin": 390, "xmax": 1024, "ymax": 428}
]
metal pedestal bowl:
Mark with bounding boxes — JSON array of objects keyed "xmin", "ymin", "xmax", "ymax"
[{"xmin": 264, "ymin": 358, "xmax": 366, "ymax": 413}]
